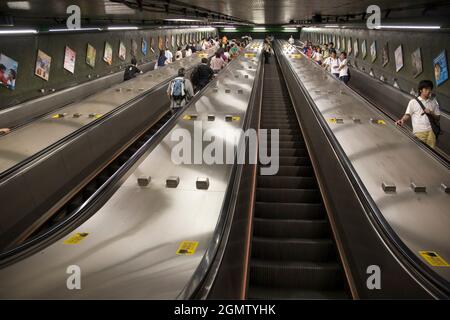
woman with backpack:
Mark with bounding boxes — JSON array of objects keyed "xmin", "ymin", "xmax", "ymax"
[{"xmin": 167, "ymin": 68, "xmax": 194, "ymax": 113}]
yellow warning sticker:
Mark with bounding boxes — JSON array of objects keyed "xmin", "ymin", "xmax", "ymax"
[
  {"xmin": 374, "ymin": 120, "xmax": 386, "ymax": 125},
  {"xmin": 245, "ymin": 53, "xmax": 256, "ymax": 58},
  {"xmin": 64, "ymin": 232, "xmax": 89, "ymax": 245},
  {"xmin": 183, "ymin": 115, "xmax": 192, "ymax": 120},
  {"xmin": 232, "ymin": 116, "xmax": 241, "ymax": 121},
  {"xmin": 94, "ymin": 114, "xmax": 102, "ymax": 119},
  {"xmin": 327, "ymin": 118, "xmax": 337, "ymax": 123},
  {"xmin": 52, "ymin": 114, "xmax": 62, "ymax": 119},
  {"xmin": 419, "ymin": 251, "xmax": 450, "ymax": 267},
  {"xmin": 176, "ymin": 241, "xmax": 199, "ymax": 255},
  {"xmin": 290, "ymin": 54, "xmax": 302, "ymax": 59},
  {"xmin": 198, "ymin": 53, "xmax": 208, "ymax": 58}
]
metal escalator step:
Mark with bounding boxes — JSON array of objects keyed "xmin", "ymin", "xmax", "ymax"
[
  {"xmin": 250, "ymin": 259, "xmax": 344, "ymax": 289},
  {"xmin": 257, "ymin": 176, "xmax": 317, "ymax": 189},
  {"xmin": 253, "ymin": 218, "xmax": 329, "ymax": 238},
  {"xmin": 247, "ymin": 286, "xmax": 349, "ymax": 300},
  {"xmin": 261, "ymin": 123, "xmax": 297, "ymax": 129},
  {"xmin": 251, "ymin": 237, "xmax": 335, "ymax": 262},
  {"xmin": 278, "ymin": 156, "xmax": 311, "ymax": 166},
  {"xmin": 255, "ymin": 202, "xmax": 325, "ymax": 220},
  {"xmin": 255, "ymin": 187, "xmax": 321, "ymax": 203},
  {"xmin": 266, "ymin": 141, "xmax": 305, "ymax": 149},
  {"xmin": 259, "ymin": 165, "xmax": 313, "ymax": 177}
]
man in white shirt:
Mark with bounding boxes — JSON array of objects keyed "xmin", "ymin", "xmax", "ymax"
[
  {"xmin": 165, "ymin": 48, "xmax": 173, "ymax": 63},
  {"xmin": 323, "ymin": 50, "xmax": 340, "ymax": 77},
  {"xmin": 396, "ymin": 80, "xmax": 441, "ymax": 148},
  {"xmin": 175, "ymin": 47, "xmax": 183, "ymax": 61},
  {"xmin": 288, "ymin": 35, "xmax": 295, "ymax": 45},
  {"xmin": 338, "ymin": 52, "xmax": 349, "ymax": 84}
]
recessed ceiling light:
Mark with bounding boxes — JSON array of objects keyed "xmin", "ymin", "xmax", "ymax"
[{"xmin": 6, "ymin": 1, "xmax": 30, "ymax": 10}]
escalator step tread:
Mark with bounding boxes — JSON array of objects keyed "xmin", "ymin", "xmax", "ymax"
[
  {"xmin": 257, "ymin": 176, "xmax": 317, "ymax": 189},
  {"xmin": 247, "ymin": 286, "xmax": 349, "ymax": 300},
  {"xmin": 253, "ymin": 218, "xmax": 329, "ymax": 238},
  {"xmin": 251, "ymin": 237, "xmax": 335, "ymax": 262},
  {"xmin": 255, "ymin": 202, "xmax": 325, "ymax": 219},
  {"xmin": 250, "ymin": 259, "xmax": 344, "ymax": 289}
]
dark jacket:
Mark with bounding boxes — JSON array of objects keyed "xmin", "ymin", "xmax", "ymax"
[
  {"xmin": 190, "ymin": 63, "xmax": 214, "ymax": 90},
  {"xmin": 123, "ymin": 65, "xmax": 141, "ymax": 81}
]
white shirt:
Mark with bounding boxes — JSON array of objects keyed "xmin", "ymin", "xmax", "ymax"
[
  {"xmin": 288, "ymin": 37, "xmax": 295, "ymax": 45},
  {"xmin": 324, "ymin": 57, "xmax": 339, "ymax": 74},
  {"xmin": 406, "ymin": 97, "xmax": 441, "ymax": 133},
  {"xmin": 165, "ymin": 50, "xmax": 173, "ymax": 63},
  {"xmin": 175, "ymin": 50, "xmax": 182, "ymax": 61},
  {"xmin": 313, "ymin": 52, "xmax": 323, "ymax": 62},
  {"xmin": 339, "ymin": 58, "xmax": 349, "ymax": 77},
  {"xmin": 185, "ymin": 49, "xmax": 192, "ymax": 57}
]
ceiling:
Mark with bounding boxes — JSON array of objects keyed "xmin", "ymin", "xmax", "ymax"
[
  {"xmin": 174, "ymin": 0, "xmax": 450, "ymax": 24},
  {"xmin": 1, "ymin": 0, "xmax": 449, "ymax": 26}
]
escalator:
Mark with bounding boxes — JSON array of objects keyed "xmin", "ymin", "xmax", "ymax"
[{"xmin": 247, "ymin": 58, "xmax": 350, "ymax": 299}]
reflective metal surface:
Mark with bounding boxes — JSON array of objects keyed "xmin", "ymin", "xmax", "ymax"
[
  {"xmin": 0, "ymin": 41, "xmax": 263, "ymax": 299},
  {"xmin": 279, "ymin": 41, "xmax": 450, "ymax": 282},
  {"xmin": 0, "ymin": 47, "xmax": 217, "ymax": 175}
]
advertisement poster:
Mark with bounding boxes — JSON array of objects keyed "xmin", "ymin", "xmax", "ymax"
[
  {"xmin": 131, "ymin": 39, "xmax": 137, "ymax": 56},
  {"xmin": 63, "ymin": 46, "xmax": 76, "ymax": 74},
  {"xmin": 382, "ymin": 42, "xmax": 389, "ymax": 67},
  {"xmin": 0, "ymin": 53, "xmax": 18, "ymax": 90},
  {"xmin": 158, "ymin": 36, "xmax": 163, "ymax": 50},
  {"xmin": 411, "ymin": 47, "xmax": 423, "ymax": 78},
  {"xmin": 35, "ymin": 49, "xmax": 52, "ymax": 81},
  {"xmin": 370, "ymin": 41, "xmax": 377, "ymax": 62},
  {"xmin": 142, "ymin": 39, "xmax": 148, "ymax": 55},
  {"xmin": 103, "ymin": 42, "xmax": 113, "ymax": 65},
  {"xmin": 86, "ymin": 44, "xmax": 96, "ymax": 68},
  {"xmin": 119, "ymin": 41, "xmax": 126, "ymax": 61},
  {"xmin": 347, "ymin": 38, "xmax": 352, "ymax": 55},
  {"xmin": 353, "ymin": 39, "xmax": 359, "ymax": 57},
  {"xmin": 172, "ymin": 34, "xmax": 176, "ymax": 48},
  {"xmin": 433, "ymin": 50, "xmax": 449, "ymax": 86},
  {"xmin": 395, "ymin": 45, "xmax": 404, "ymax": 72}
]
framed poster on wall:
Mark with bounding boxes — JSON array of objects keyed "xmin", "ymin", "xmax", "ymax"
[
  {"xmin": 158, "ymin": 36, "xmax": 163, "ymax": 50},
  {"xmin": 142, "ymin": 39, "xmax": 148, "ymax": 55},
  {"xmin": 63, "ymin": 46, "xmax": 76, "ymax": 74},
  {"xmin": 0, "ymin": 53, "xmax": 18, "ymax": 90},
  {"xmin": 86, "ymin": 44, "xmax": 96, "ymax": 68},
  {"xmin": 433, "ymin": 50, "xmax": 449, "ymax": 86},
  {"xmin": 353, "ymin": 39, "xmax": 359, "ymax": 57},
  {"xmin": 119, "ymin": 41, "xmax": 126, "ymax": 61},
  {"xmin": 362, "ymin": 40, "xmax": 367, "ymax": 59},
  {"xmin": 382, "ymin": 42, "xmax": 389, "ymax": 67},
  {"xmin": 35, "ymin": 49, "xmax": 52, "ymax": 81},
  {"xmin": 394, "ymin": 45, "xmax": 403, "ymax": 72},
  {"xmin": 370, "ymin": 41, "xmax": 377, "ymax": 62},
  {"xmin": 103, "ymin": 42, "xmax": 113, "ymax": 65},
  {"xmin": 131, "ymin": 39, "xmax": 138, "ymax": 57},
  {"xmin": 411, "ymin": 48, "xmax": 423, "ymax": 78}
]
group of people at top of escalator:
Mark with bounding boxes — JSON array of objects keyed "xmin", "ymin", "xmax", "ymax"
[
  {"xmin": 293, "ymin": 40, "xmax": 441, "ymax": 150},
  {"xmin": 165, "ymin": 35, "xmax": 253, "ymax": 114}
]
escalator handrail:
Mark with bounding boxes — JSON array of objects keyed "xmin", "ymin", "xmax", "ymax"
[{"xmin": 276, "ymin": 40, "xmax": 450, "ymax": 298}]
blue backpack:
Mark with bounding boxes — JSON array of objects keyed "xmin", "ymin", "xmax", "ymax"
[{"xmin": 171, "ymin": 78, "xmax": 185, "ymax": 100}]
